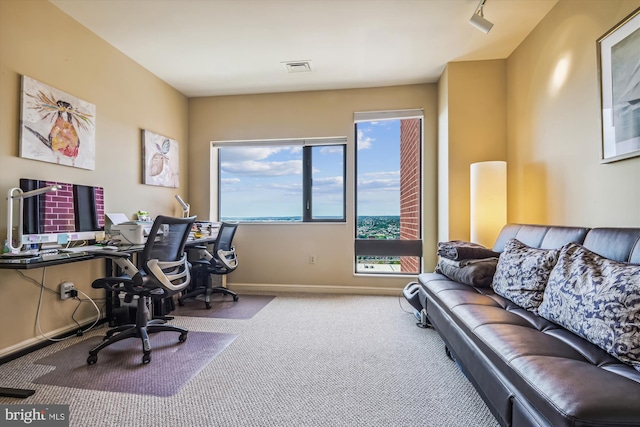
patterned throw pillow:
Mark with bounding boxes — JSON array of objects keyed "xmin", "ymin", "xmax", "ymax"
[
  {"xmin": 538, "ymin": 242, "xmax": 640, "ymax": 371},
  {"xmin": 492, "ymin": 239, "xmax": 560, "ymax": 314}
]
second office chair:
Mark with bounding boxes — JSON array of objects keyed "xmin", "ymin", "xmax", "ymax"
[{"xmin": 179, "ymin": 222, "xmax": 239, "ymax": 309}]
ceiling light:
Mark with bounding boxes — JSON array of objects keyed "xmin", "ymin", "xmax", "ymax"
[
  {"xmin": 469, "ymin": 0, "xmax": 493, "ymax": 34},
  {"xmin": 282, "ymin": 61, "xmax": 312, "ymax": 73}
]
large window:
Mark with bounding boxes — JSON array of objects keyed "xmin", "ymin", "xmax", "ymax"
[
  {"xmin": 216, "ymin": 138, "xmax": 346, "ymax": 222},
  {"xmin": 354, "ymin": 110, "xmax": 423, "ymax": 274}
]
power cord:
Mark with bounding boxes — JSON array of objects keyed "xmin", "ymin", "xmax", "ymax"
[{"xmin": 18, "ymin": 268, "xmax": 102, "ymax": 342}]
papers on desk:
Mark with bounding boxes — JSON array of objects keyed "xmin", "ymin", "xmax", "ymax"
[{"xmin": 191, "ymin": 221, "xmax": 220, "ymax": 239}]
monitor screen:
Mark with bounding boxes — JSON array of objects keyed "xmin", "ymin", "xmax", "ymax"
[{"xmin": 19, "ymin": 178, "xmax": 105, "ymax": 245}]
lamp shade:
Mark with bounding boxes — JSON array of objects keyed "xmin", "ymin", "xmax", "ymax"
[{"xmin": 470, "ymin": 161, "xmax": 506, "ymax": 248}]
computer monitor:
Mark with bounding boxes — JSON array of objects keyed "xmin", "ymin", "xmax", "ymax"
[{"xmin": 19, "ymin": 178, "xmax": 105, "ymax": 246}]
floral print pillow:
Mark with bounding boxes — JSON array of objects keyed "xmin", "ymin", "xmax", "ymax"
[
  {"xmin": 538, "ymin": 242, "xmax": 640, "ymax": 371},
  {"xmin": 492, "ymin": 238, "xmax": 560, "ymax": 314}
]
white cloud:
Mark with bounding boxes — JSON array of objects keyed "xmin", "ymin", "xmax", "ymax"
[
  {"xmin": 318, "ymin": 146, "xmax": 343, "ymax": 155},
  {"xmin": 312, "ymin": 176, "xmax": 344, "ymax": 193},
  {"xmin": 357, "ymin": 129, "xmax": 373, "ymax": 150},
  {"xmin": 357, "ymin": 171, "xmax": 399, "ymax": 192},
  {"xmin": 220, "ymin": 146, "xmax": 297, "ymax": 162},
  {"xmin": 221, "ymin": 159, "xmax": 302, "ymax": 177},
  {"xmin": 220, "ymin": 177, "xmax": 240, "ymax": 184}
]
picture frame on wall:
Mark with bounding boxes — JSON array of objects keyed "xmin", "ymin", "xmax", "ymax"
[
  {"xmin": 142, "ymin": 129, "xmax": 180, "ymax": 188},
  {"xmin": 597, "ymin": 7, "xmax": 640, "ymax": 163},
  {"xmin": 19, "ymin": 75, "xmax": 96, "ymax": 170}
]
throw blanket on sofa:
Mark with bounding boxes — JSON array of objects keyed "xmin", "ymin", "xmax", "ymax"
[{"xmin": 437, "ymin": 240, "xmax": 500, "ymax": 260}]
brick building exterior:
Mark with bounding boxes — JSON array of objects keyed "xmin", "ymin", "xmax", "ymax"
[{"xmin": 399, "ymin": 119, "xmax": 420, "ymax": 272}]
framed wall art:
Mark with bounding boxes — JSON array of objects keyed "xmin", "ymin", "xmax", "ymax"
[
  {"xmin": 142, "ymin": 129, "xmax": 180, "ymax": 188},
  {"xmin": 20, "ymin": 75, "xmax": 96, "ymax": 170},
  {"xmin": 598, "ymin": 7, "xmax": 640, "ymax": 163}
]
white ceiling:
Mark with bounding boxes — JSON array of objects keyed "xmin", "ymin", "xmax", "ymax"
[{"xmin": 50, "ymin": 0, "xmax": 558, "ymax": 98}]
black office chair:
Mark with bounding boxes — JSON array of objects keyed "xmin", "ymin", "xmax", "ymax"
[
  {"xmin": 88, "ymin": 215, "xmax": 197, "ymax": 365},
  {"xmin": 179, "ymin": 222, "xmax": 239, "ymax": 309}
]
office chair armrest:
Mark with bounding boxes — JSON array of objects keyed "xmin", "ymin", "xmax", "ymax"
[
  {"xmin": 91, "ymin": 276, "xmax": 133, "ymax": 292},
  {"xmin": 217, "ymin": 248, "xmax": 238, "ymax": 270},
  {"xmin": 146, "ymin": 254, "xmax": 191, "ymax": 292}
]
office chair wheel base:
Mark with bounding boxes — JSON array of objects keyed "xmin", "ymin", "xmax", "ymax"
[
  {"xmin": 142, "ymin": 353, "xmax": 151, "ymax": 364},
  {"xmin": 205, "ymin": 302, "xmax": 212, "ymax": 309},
  {"xmin": 179, "ymin": 332, "xmax": 188, "ymax": 343},
  {"xmin": 87, "ymin": 354, "xmax": 98, "ymax": 365},
  {"xmin": 233, "ymin": 295, "xmax": 239, "ymax": 302}
]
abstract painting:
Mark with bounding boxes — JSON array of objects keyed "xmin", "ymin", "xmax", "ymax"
[
  {"xmin": 142, "ymin": 129, "xmax": 180, "ymax": 187},
  {"xmin": 20, "ymin": 75, "xmax": 96, "ymax": 170}
]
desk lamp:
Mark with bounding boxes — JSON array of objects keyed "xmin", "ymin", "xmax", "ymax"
[
  {"xmin": 175, "ymin": 195, "xmax": 190, "ymax": 218},
  {"xmin": 6, "ymin": 184, "xmax": 61, "ymax": 254}
]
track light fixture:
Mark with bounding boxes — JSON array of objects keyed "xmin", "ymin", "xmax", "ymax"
[{"xmin": 469, "ymin": 0, "xmax": 494, "ymax": 34}]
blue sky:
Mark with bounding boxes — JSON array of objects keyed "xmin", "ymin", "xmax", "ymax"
[
  {"xmin": 219, "ymin": 119, "xmax": 401, "ymax": 219},
  {"xmin": 356, "ymin": 120, "xmax": 400, "ymax": 216}
]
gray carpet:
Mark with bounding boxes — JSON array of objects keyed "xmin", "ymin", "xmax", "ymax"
[
  {"xmin": 33, "ymin": 332, "xmax": 237, "ymax": 396},
  {"xmin": 0, "ymin": 293, "xmax": 499, "ymax": 427},
  {"xmin": 174, "ymin": 294, "xmax": 275, "ymax": 319}
]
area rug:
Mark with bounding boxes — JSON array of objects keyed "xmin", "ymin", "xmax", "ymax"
[
  {"xmin": 173, "ymin": 294, "xmax": 275, "ymax": 319},
  {"xmin": 33, "ymin": 331, "xmax": 236, "ymax": 396}
]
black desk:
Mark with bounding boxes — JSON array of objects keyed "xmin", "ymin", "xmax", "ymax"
[
  {"xmin": 0, "ymin": 236, "xmax": 216, "ymax": 398},
  {"xmin": 0, "ymin": 251, "xmax": 94, "ymax": 269}
]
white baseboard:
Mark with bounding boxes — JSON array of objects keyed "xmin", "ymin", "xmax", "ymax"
[{"xmin": 227, "ymin": 282, "xmax": 404, "ymax": 296}]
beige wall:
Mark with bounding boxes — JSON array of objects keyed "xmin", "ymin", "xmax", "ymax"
[
  {"xmin": 188, "ymin": 85, "xmax": 438, "ymax": 293},
  {"xmin": 506, "ymin": 0, "xmax": 640, "ymax": 226},
  {"xmin": 438, "ymin": 60, "xmax": 508, "ymax": 244},
  {"xmin": 0, "ymin": 0, "xmax": 189, "ymax": 356}
]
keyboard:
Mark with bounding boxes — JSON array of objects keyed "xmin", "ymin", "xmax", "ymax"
[{"xmin": 60, "ymin": 245, "xmax": 119, "ymax": 253}]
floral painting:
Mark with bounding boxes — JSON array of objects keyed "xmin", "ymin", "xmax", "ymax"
[
  {"xmin": 20, "ymin": 75, "xmax": 96, "ymax": 170},
  {"xmin": 142, "ymin": 129, "xmax": 180, "ymax": 187}
]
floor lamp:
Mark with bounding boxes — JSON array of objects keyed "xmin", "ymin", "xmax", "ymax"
[
  {"xmin": 470, "ymin": 161, "xmax": 506, "ymax": 248},
  {"xmin": 6, "ymin": 184, "xmax": 61, "ymax": 254}
]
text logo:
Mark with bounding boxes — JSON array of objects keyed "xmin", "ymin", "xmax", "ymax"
[{"xmin": 0, "ymin": 405, "xmax": 69, "ymax": 427}]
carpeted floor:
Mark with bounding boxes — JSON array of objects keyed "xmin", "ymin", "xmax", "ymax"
[{"xmin": 0, "ymin": 293, "xmax": 499, "ymax": 427}]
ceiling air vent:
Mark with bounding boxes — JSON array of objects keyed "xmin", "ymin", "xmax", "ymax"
[{"xmin": 282, "ymin": 61, "xmax": 312, "ymax": 73}]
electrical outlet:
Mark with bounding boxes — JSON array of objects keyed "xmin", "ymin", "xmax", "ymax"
[
  {"xmin": 60, "ymin": 282, "xmax": 75, "ymax": 300},
  {"xmin": 309, "ymin": 255, "xmax": 316, "ymax": 264}
]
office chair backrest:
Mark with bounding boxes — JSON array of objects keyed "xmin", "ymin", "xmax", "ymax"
[
  {"xmin": 214, "ymin": 222, "xmax": 239, "ymax": 271},
  {"xmin": 142, "ymin": 215, "xmax": 197, "ymax": 293}
]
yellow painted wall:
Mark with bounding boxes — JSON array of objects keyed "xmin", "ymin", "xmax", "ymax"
[
  {"xmin": 188, "ymin": 85, "xmax": 439, "ymax": 292},
  {"xmin": 438, "ymin": 60, "xmax": 508, "ymax": 244},
  {"xmin": 507, "ymin": 0, "xmax": 640, "ymax": 226},
  {"xmin": 0, "ymin": 0, "xmax": 188, "ymax": 356}
]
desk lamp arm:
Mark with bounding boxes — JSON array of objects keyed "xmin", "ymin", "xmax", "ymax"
[{"xmin": 6, "ymin": 185, "xmax": 61, "ymax": 253}]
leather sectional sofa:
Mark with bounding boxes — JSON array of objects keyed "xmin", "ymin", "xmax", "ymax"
[{"xmin": 411, "ymin": 224, "xmax": 640, "ymax": 427}]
